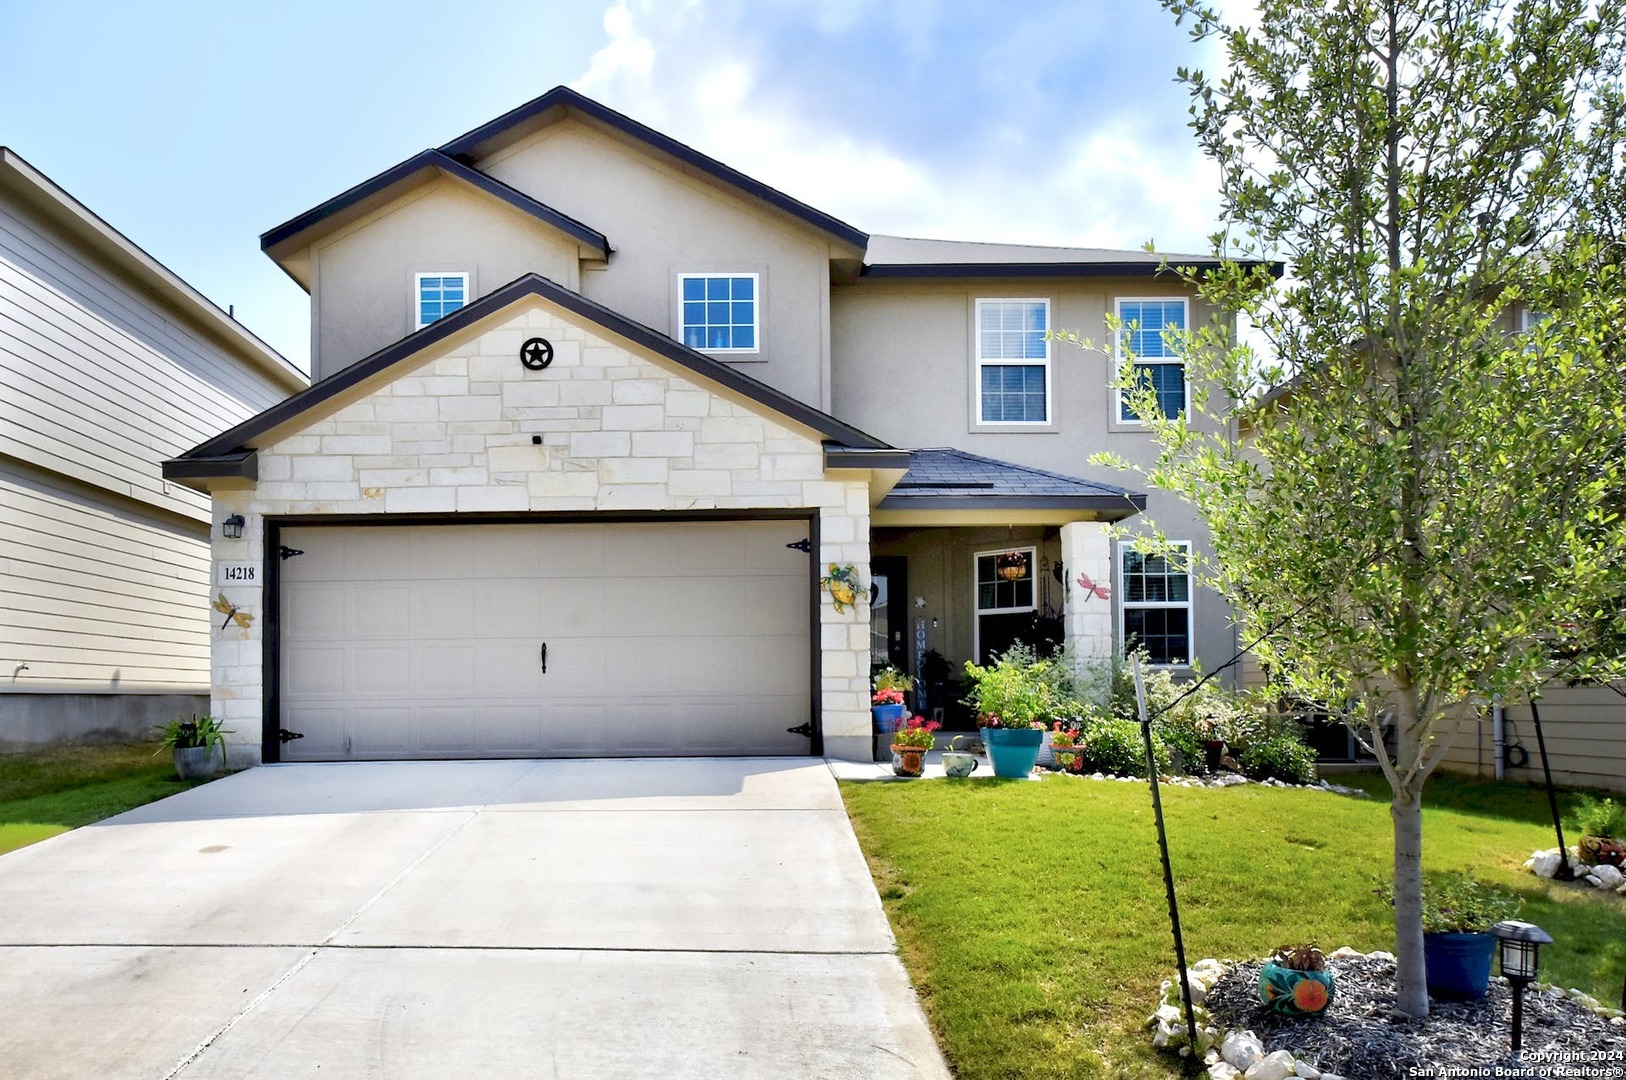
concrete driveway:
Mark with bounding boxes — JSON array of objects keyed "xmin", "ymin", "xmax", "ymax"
[{"xmin": 0, "ymin": 758, "xmax": 948, "ymax": 1079}]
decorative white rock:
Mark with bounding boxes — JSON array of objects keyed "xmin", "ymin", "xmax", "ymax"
[
  {"xmin": 1208, "ymin": 1065, "xmax": 1242, "ymax": 1080},
  {"xmin": 1591, "ymin": 863, "xmax": 1623, "ymax": 889},
  {"xmin": 1527, "ymin": 849, "xmax": 1563, "ymax": 879},
  {"xmin": 1246, "ymin": 1050, "xmax": 1299, "ymax": 1080},
  {"xmin": 1222, "ymin": 1030, "xmax": 1265, "ymax": 1071},
  {"xmin": 1295, "ymin": 1064, "xmax": 1322, "ymax": 1079}
]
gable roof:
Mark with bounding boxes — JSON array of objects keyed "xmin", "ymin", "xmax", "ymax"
[
  {"xmin": 165, "ymin": 272, "xmax": 890, "ymax": 478},
  {"xmin": 0, "ymin": 147, "xmax": 307, "ymax": 392},
  {"xmin": 878, "ymin": 448, "xmax": 1145, "ymax": 516},
  {"xmin": 261, "ymin": 149, "xmax": 610, "ymax": 285},
  {"xmin": 437, "ymin": 86, "xmax": 869, "ymax": 253},
  {"xmin": 861, "ymin": 234, "xmax": 1284, "ymax": 279}
]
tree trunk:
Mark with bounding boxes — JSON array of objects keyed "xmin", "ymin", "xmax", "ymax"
[{"xmin": 1391, "ymin": 789, "xmax": 1429, "ymax": 1018}]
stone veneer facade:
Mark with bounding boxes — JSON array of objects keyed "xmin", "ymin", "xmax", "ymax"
[{"xmin": 209, "ymin": 298, "xmax": 875, "ymax": 764}]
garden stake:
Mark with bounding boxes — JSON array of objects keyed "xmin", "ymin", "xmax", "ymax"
[
  {"xmin": 1529, "ymin": 699, "xmax": 1575, "ymax": 882},
  {"xmin": 1134, "ymin": 658, "xmax": 1200, "ymax": 1073}
]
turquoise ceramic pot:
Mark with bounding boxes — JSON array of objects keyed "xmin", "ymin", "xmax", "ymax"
[{"xmin": 981, "ymin": 727, "xmax": 1044, "ymax": 778}]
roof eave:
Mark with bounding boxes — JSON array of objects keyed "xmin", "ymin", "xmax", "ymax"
[
  {"xmin": 877, "ymin": 493, "xmax": 1147, "ymax": 516},
  {"xmin": 860, "ymin": 259, "xmax": 1283, "ymax": 280}
]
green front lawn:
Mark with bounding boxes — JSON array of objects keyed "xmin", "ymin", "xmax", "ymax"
[
  {"xmin": 841, "ymin": 771, "xmax": 1626, "ymax": 1079},
  {"xmin": 0, "ymin": 743, "xmax": 203, "ymax": 855}
]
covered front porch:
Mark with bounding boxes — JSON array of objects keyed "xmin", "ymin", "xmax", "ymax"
[{"xmin": 864, "ymin": 449, "xmax": 1145, "ymax": 732}]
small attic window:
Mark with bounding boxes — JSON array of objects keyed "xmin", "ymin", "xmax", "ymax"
[{"xmin": 415, "ymin": 272, "xmax": 468, "ymax": 330}]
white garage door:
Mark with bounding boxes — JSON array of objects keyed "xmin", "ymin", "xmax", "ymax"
[{"xmin": 277, "ymin": 520, "xmax": 813, "ymax": 760}]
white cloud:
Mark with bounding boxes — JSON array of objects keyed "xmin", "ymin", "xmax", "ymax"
[{"xmin": 571, "ymin": 0, "xmax": 1224, "ymax": 254}]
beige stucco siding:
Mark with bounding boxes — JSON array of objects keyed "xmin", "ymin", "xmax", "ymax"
[
  {"xmin": 833, "ymin": 278, "xmax": 1237, "ymax": 681},
  {"xmin": 211, "ymin": 298, "xmax": 873, "ymax": 765},
  {"xmin": 310, "ymin": 180, "xmax": 582, "ymax": 380},
  {"xmin": 480, "ymin": 120, "xmax": 832, "ymax": 409},
  {"xmin": 1, "ymin": 459, "xmax": 210, "ymax": 693}
]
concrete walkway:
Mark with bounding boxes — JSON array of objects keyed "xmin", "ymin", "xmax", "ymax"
[{"xmin": 0, "ymin": 758, "xmax": 948, "ymax": 1079}]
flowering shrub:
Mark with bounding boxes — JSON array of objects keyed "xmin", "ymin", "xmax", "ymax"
[
  {"xmin": 892, "ymin": 715, "xmax": 940, "ymax": 749},
  {"xmin": 1079, "ymin": 718, "xmax": 1171, "ymax": 777},
  {"xmin": 872, "ymin": 688, "xmax": 905, "ymax": 706},
  {"xmin": 872, "ymin": 666, "xmax": 914, "ymax": 707}
]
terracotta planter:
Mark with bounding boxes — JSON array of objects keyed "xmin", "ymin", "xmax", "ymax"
[
  {"xmin": 1579, "ymin": 835, "xmax": 1625, "ymax": 867},
  {"xmin": 890, "ymin": 745, "xmax": 927, "ymax": 778}
]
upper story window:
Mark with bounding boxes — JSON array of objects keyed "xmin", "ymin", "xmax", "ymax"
[
  {"xmin": 1116, "ymin": 297, "xmax": 1188, "ymax": 423},
  {"xmin": 681, "ymin": 274, "xmax": 758, "ymax": 352},
  {"xmin": 976, "ymin": 298, "xmax": 1050, "ymax": 425},
  {"xmin": 1122, "ymin": 542, "xmax": 1192, "ymax": 666},
  {"xmin": 416, "ymin": 272, "xmax": 468, "ymax": 330}
]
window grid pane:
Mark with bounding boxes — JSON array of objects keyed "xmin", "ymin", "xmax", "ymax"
[
  {"xmin": 1122, "ymin": 545, "xmax": 1191, "ymax": 665},
  {"xmin": 681, "ymin": 275, "xmax": 757, "ymax": 351},
  {"xmin": 980, "ymin": 364, "xmax": 1047, "ymax": 423},
  {"xmin": 975, "ymin": 552, "xmax": 1035, "ymax": 612},
  {"xmin": 418, "ymin": 275, "xmax": 468, "ymax": 326},
  {"xmin": 1117, "ymin": 299, "xmax": 1187, "ymax": 420}
]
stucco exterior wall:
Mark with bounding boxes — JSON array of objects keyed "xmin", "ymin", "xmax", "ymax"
[
  {"xmin": 210, "ymin": 298, "xmax": 873, "ymax": 765},
  {"xmin": 480, "ymin": 120, "xmax": 834, "ymax": 409},
  {"xmin": 309, "ymin": 180, "xmax": 582, "ymax": 380},
  {"xmin": 833, "ymin": 277, "xmax": 1237, "ymax": 681}
]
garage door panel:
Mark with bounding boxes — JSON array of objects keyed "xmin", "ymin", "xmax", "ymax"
[
  {"xmin": 473, "ymin": 581, "xmax": 542, "ymax": 637},
  {"xmin": 353, "ymin": 585, "xmax": 411, "ymax": 636},
  {"xmin": 284, "ymin": 585, "xmax": 347, "ymax": 637},
  {"xmin": 352, "ymin": 646, "xmax": 412, "ymax": 694},
  {"xmin": 285, "ymin": 647, "xmax": 345, "ymax": 696},
  {"xmin": 410, "ymin": 584, "xmax": 476, "ymax": 638},
  {"xmin": 279, "ymin": 521, "xmax": 813, "ymax": 760}
]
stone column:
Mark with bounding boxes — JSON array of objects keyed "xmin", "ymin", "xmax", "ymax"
[{"xmin": 1060, "ymin": 520, "xmax": 1115, "ymax": 663}]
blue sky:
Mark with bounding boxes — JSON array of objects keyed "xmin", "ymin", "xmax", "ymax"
[{"xmin": 0, "ymin": 1, "xmax": 1228, "ymax": 373}]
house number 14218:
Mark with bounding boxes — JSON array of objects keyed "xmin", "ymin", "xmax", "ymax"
[{"xmin": 218, "ymin": 563, "xmax": 258, "ymax": 584}]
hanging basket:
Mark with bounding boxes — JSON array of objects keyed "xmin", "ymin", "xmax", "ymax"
[{"xmin": 996, "ymin": 551, "xmax": 1028, "ymax": 582}]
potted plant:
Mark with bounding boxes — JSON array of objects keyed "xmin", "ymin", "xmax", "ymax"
[
  {"xmin": 1258, "ymin": 943, "xmax": 1336, "ymax": 1016},
  {"xmin": 1049, "ymin": 722, "xmax": 1085, "ymax": 773},
  {"xmin": 963, "ymin": 649, "xmax": 1050, "ymax": 778},
  {"xmin": 1571, "ymin": 796, "xmax": 1626, "ymax": 867},
  {"xmin": 872, "ymin": 666, "xmax": 915, "ymax": 739},
  {"xmin": 941, "ymin": 734, "xmax": 980, "ymax": 778},
  {"xmin": 890, "ymin": 715, "xmax": 940, "ymax": 778},
  {"xmin": 1380, "ymin": 872, "xmax": 1522, "ymax": 1000},
  {"xmin": 154, "ymin": 714, "xmax": 232, "ymax": 780}
]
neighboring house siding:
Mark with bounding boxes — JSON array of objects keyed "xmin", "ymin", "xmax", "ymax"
[
  {"xmin": 0, "ymin": 185, "xmax": 299, "ymax": 742},
  {"xmin": 310, "ymin": 180, "xmax": 582, "ymax": 380},
  {"xmin": 479, "ymin": 119, "xmax": 834, "ymax": 409},
  {"xmin": 209, "ymin": 299, "xmax": 871, "ymax": 766},
  {"xmin": 1, "ymin": 459, "xmax": 209, "ymax": 691},
  {"xmin": 1435, "ymin": 687, "xmax": 1626, "ymax": 794}
]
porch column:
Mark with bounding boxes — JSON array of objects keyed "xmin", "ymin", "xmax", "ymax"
[{"xmin": 1061, "ymin": 521, "xmax": 1114, "ymax": 662}]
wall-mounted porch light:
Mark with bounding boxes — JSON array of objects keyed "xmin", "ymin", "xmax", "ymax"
[{"xmin": 221, "ymin": 514, "xmax": 246, "ymax": 540}]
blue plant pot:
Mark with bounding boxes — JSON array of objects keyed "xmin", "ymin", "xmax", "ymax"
[
  {"xmin": 981, "ymin": 727, "xmax": 1044, "ymax": 778},
  {"xmin": 872, "ymin": 703, "xmax": 906, "ymax": 734},
  {"xmin": 1424, "ymin": 932, "xmax": 1496, "ymax": 1000}
]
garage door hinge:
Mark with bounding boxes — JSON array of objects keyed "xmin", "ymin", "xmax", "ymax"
[
  {"xmin": 785, "ymin": 538, "xmax": 811, "ymax": 553},
  {"xmin": 278, "ymin": 545, "xmax": 305, "ymax": 560},
  {"xmin": 278, "ymin": 728, "xmax": 304, "ymax": 743},
  {"xmin": 785, "ymin": 722, "xmax": 813, "ymax": 738}
]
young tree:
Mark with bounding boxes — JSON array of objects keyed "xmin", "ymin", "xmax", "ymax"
[{"xmin": 1112, "ymin": 0, "xmax": 1626, "ymax": 1018}]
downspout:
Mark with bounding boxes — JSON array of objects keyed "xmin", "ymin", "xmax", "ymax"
[{"xmin": 1492, "ymin": 699, "xmax": 1505, "ymax": 781}]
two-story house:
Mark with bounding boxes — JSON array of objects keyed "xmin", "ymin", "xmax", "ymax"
[
  {"xmin": 1, "ymin": 148, "xmax": 307, "ymax": 747},
  {"xmin": 163, "ymin": 87, "xmax": 1268, "ymax": 766}
]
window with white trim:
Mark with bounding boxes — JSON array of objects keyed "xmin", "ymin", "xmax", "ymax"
[
  {"xmin": 680, "ymin": 274, "xmax": 758, "ymax": 352},
  {"xmin": 1121, "ymin": 542, "xmax": 1191, "ymax": 666},
  {"xmin": 415, "ymin": 273, "xmax": 468, "ymax": 329},
  {"xmin": 975, "ymin": 548, "xmax": 1038, "ymax": 614},
  {"xmin": 1115, "ymin": 297, "xmax": 1188, "ymax": 422},
  {"xmin": 976, "ymin": 298, "xmax": 1050, "ymax": 424}
]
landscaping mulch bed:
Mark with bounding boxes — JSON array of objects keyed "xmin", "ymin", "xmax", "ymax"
[{"xmin": 1206, "ymin": 955, "xmax": 1626, "ymax": 1079}]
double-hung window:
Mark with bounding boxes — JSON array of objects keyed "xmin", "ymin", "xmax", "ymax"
[
  {"xmin": 1121, "ymin": 542, "xmax": 1191, "ymax": 666},
  {"xmin": 415, "ymin": 272, "xmax": 468, "ymax": 330},
  {"xmin": 1116, "ymin": 297, "xmax": 1188, "ymax": 422},
  {"xmin": 976, "ymin": 298, "xmax": 1050, "ymax": 424},
  {"xmin": 681, "ymin": 274, "xmax": 758, "ymax": 352}
]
